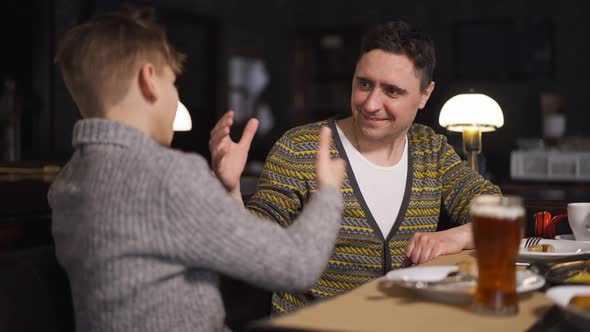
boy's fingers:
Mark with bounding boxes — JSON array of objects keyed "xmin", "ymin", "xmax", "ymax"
[
  {"xmin": 317, "ymin": 127, "xmax": 332, "ymax": 164},
  {"xmin": 332, "ymin": 158, "xmax": 346, "ymax": 186},
  {"xmin": 212, "ymin": 145, "xmax": 228, "ymax": 168},
  {"xmin": 209, "ymin": 126, "xmax": 230, "ymax": 149},
  {"xmin": 239, "ymin": 118, "xmax": 259, "ymax": 147},
  {"xmin": 211, "ymin": 111, "xmax": 234, "ymax": 135},
  {"xmin": 334, "ymin": 158, "xmax": 346, "ymax": 175}
]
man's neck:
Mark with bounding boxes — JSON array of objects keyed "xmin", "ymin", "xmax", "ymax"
[{"xmin": 337, "ymin": 117, "xmax": 407, "ymax": 167}]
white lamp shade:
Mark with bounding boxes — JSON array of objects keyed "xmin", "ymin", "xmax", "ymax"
[
  {"xmin": 173, "ymin": 101, "xmax": 192, "ymax": 131},
  {"xmin": 438, "ymin": 93, "xmax": 504, "ymax": 132}
]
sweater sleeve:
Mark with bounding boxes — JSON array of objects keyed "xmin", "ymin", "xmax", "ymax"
[
  {"xmin": 438, "ymin": 135, "xmax": 502, "ymax": 225},
  {"xmin": 160, "ymin": 153, "xmax": 343, "ymax": 293}
]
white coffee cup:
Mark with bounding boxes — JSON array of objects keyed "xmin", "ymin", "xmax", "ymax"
[{"xmin": 567, "ymin": 203, "xmax": 590, "ymax": 241}]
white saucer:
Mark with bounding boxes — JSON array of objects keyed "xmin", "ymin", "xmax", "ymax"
[
  {"xmin": 519, "ymin": 238, "xmax": 590, "ymax": 259},
  {"xmin": 555, "ymin": 234, "xmax": 590, "ymax": 243},
  {"xmin": 382, "ymin": 265, "xmax": 545, "ymax": 304},
  {"xmin": 555, "ymin": 234, "xmax": 576, "ymax": 240}
]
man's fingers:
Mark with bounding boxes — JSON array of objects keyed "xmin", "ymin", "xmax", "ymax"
[
  {"xmin": 405, "ymin": 233, "xmax": 420, "ymax": 257},
  {"xmin": 430, "ymin": 247, "xmax": 443, "ymax": 262},
  {"xmin": 419, "ymin": 246, "xmax": 432, "ymax": 264},
  {"xmin": 239, "ymin": 118, "xmax": 259, "ymax": 147},
  {"xmin": 410, "ymin": 245, "xmax": 422, "ymax": 264},
  {"xmin": 401, "ymin": 257, "xmax": 413, "ymax": 268}
]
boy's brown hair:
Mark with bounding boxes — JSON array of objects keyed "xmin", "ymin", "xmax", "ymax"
[{"xmin": 55, "ymin": 6, "xmax": 186, "ymax": 117}]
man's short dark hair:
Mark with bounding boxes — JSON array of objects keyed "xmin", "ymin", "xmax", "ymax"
[{"xmin": 360, "ymin": 21, "xmax": 435, "ymax": 91}]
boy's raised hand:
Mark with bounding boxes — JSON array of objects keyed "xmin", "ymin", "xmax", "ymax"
[
  {"xmin": 315, "ymin": 127, "xmax": 346, "ymax": 189},
  {"xmin": 209, "ymin": 111, "xmax": 259, "ymax": 192}
]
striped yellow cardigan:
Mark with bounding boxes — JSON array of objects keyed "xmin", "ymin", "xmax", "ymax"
[{"xmin": 246, "ymin": 116, "xmax": 501, "ymax": 313}]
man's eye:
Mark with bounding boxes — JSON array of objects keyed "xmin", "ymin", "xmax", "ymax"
[
  {"xmin": 358, "ymin": 79, "xmax": 371, "ymax": 90},
  {"xmin": 386, "ymin": 88, "xmax": 399, "ymax": 96}
]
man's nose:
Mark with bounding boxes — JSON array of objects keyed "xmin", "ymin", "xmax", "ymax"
[{"xmin": 363, "ymin": 89, "xmax": 383, "ymax": 112}]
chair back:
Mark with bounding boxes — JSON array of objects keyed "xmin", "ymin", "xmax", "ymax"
[{"xmin": 0, "ymin": 246, "xmax": 74, "ymax": 332}]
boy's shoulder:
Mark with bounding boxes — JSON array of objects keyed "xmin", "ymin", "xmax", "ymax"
[{"xmin": 166, "ymin": 149, "xmax": 208, "ymax": 170}]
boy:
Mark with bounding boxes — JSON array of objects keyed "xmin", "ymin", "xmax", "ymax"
[{"xmin": 49, "ymin": 7, "xmax": 345, "ymax": 332}]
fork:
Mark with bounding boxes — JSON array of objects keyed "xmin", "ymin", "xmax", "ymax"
[{"xmin": 524, "ymin": 237, "xmax": 542, "ymax": 248}]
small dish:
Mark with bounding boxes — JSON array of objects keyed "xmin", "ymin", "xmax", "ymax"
[
  {"xmin": 546, "ymin": 286, "xmax": 590, "ymax": 321},
  {"xmin": 533, "ymin": 258, "xmax": 590, "ymax": 285},
  {"xmin": 519, "ymin": 239, "xmax": 590, "ymax": 259},
  {"xmin": 382, "ymin": 265, "xmax": 545, "ymax": 304}
]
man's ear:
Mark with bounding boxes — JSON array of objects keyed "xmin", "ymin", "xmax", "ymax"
[
  {"xmin": 418, "ymin": 81, "xmax": 435, "ymax": 110},
  {"xmin": 138, "ymin": 63, "xmax": 158, "ymax": 103}
]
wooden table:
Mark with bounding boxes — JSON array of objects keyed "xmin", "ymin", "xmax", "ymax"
[{"xmin": 258, "ymin": 251, "xmax": 553, "ymax": 332}]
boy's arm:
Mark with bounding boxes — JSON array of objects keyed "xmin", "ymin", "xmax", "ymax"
[
  {"xmin": 245, "ymin": 135, "xmax": 310, "ymax": 227},
  {"xmin": 159, "ymin": 131, "xmax": 344, "ymax": 293}
]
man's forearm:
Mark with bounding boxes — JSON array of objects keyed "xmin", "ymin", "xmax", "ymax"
[{"xmin": 454, "ymin": 223, "xmax": 475, "ymax": 249}]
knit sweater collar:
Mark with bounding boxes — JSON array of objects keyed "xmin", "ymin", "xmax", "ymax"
[{"xmin": 72, "ymin": 119, "xmax": 159, "ymax": 149}]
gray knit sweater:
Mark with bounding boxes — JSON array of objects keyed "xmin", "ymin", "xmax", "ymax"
[{"xmin": 48, "ymin": 119, "xmax": 343, "ymax": 332}]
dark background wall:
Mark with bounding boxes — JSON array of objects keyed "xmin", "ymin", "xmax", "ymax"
[{"xmin": 2, "ymin": 0, "xmax": 589, "ymax": 183}]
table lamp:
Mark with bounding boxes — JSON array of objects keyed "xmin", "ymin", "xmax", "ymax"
[
  {"xmin": 438, "ymin": 93, "xmax": 503, "ymax": 171},
  {"xmin": 173, "ymin": 101, "xmax": 192, "ymax": 131}
]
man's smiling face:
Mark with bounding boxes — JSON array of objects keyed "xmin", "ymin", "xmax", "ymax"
[{"xmin": 350, "ymin": 49, "xmax": 434, "ymax": 144}]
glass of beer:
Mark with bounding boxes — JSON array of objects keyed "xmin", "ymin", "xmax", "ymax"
[{"xmin": 470, "ymin": 195, "xmax": 525, "ymax": 315}]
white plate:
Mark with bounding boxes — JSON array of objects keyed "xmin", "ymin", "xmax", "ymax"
[
  {"xmin": 555, "ymin": 234, "xmax": 590, "ymax": 243},
  {"xmin": 382, "ymin": 265, "xmax": 545, "ymax": 304},
  {"xmin": 546, "ymin": 285, "xmax": 590, "ymax": 320},
  {"xmin": 546, "ymin": 286, "xmax": 590, "ymax": 307},
  {"xmin": 519, "ymin": 239, "xmax": 590, "ymax": 259}
]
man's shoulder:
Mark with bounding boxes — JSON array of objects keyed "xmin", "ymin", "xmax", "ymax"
[
  {"xmin": 275, "ymin": 119, "xmax": 332, "ymax": 152},
  {"xmin": 281, "ymin": 120, "xmax": 329, "ymax": 141},
  {"xmin": 408, "ymin": 123, "xmax": 446, "ymax": 148},
  {"xmin": 408, "ymin": 123, "xmax": 438, "ymax": 138},
  {"xmin": 267, "ymin": 119, "xmax": 331, "ymax": 161}
]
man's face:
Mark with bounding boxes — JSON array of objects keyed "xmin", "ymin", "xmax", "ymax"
[
  {"xmin": 350, "ymin": 49, "xmax": 434, "ymax": 144},
  {"xmin": 154, "ymin": 65, "xmax": 179, "ymax": 146}
]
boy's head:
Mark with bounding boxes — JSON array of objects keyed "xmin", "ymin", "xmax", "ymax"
[{"xmin": 56, "ymin": 6, "xmax": 186, "ymax": 142}]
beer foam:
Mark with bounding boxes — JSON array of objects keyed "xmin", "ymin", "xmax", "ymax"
[{"xmin": 470, "ymin": 203, "xmax": 525, "ymax": 220}]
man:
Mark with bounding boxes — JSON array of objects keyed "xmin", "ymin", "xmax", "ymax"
[
  {"xmin": 49, "ymin": 6, "xmax": 347, "ymax": 331},
  {"xmin": 210, "ymin": 21, "xmax": 500, "ymax": 313}
]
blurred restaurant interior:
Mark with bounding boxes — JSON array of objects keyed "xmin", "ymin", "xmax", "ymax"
[{"xmin": 1, "ymin": 0, "xmax": 590, "ymax": 330}]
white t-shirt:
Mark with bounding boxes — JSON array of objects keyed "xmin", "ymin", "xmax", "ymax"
[{"xmin": 336, "ymin": 124, "xmax": 408, "ymax": 238}]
